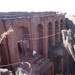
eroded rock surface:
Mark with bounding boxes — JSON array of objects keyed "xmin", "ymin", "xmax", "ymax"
[{"xmin": 62, "ymin": 29, "xmax": 75, "ymax": 61}]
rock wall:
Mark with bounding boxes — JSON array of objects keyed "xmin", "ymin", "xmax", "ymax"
[
  {"xmin": 62, "ymin": 29, "xmax": 75, "ymax": 75},
  {"xmin": 62, "ymin": 29, "xmax": 75, "ymax": 61}
]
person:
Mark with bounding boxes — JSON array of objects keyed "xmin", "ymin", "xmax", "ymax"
[{"xmin": 32, "ymin": 50, "xmax": 37, "ymax": 57}]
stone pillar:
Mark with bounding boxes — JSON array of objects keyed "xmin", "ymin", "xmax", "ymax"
[
  {"xmin": 43, "ymin": 17, "xmax": 48, "ymax": 57},
  {"xmin": 51, "ymin": 64, "xmax": 54, "ymax": 75},
  {"xmin": 30, "ymin": 17, "xmax": 38, "ymax": 53}
]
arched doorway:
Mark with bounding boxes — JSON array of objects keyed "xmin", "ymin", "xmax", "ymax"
[
  {"xmin": 55, "ymin": 21, "xmax": 59, "ymax": 43},
  {"xmin": 17, "ymin": 27, "xmax": 30, "ymax": 57},
  {"xmin": 38, "ymin": 24, "xmax": 43, "ymax": 55},
  {"xmin": 48, "ymin": 22, "xmax": 52, "ymax": 46}
]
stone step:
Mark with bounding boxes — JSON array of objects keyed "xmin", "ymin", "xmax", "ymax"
[{"xmin": 32, "ymin": 54, "xmax": 42, "ymax": 63}]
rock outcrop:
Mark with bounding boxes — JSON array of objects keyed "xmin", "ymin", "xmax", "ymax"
[{"xmin": 62, "ymin": 29, "xmax": 75, "ymax": 61}]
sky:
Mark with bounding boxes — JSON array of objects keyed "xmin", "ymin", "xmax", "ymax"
[{"xmin": 0, "ymin": 0, "xmax": 75, "ymax": 15}]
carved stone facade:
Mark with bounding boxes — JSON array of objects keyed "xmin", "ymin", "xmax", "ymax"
[{"xmin": 0, "ymin": 12, "xmax": 65, "ymax": 75}]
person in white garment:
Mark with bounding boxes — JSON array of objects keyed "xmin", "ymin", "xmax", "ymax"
[{"xmin": 32, "ymin": 50, "xmax": 37, "ymax": 57}]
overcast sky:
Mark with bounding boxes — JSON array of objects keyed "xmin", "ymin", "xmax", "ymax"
[{"xmin": 0, "ymin": 0, "xmax": 75, "ymax": 15}]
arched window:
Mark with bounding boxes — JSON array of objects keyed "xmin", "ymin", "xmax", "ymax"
[
  {"xmin": 48, "ymin": 22, "xmax": 52, "ymax": 46},
  {"xmin": 23, "ymin": 27, "xmax": 29, "ymax": 38},
  {"xmin": 60, "ymin": 20, "xmax": 63, "ymax": 30},
  {"xmin": 38, "ymin": 24, "xmax": 43, "ymax": 55},
  {"xmin": 55, "ymin": 21, "xmax": 59, "ymax": 43},
  {"xmin": 60, "ymin": 20, "xmax": 64, "ymax": 39}
]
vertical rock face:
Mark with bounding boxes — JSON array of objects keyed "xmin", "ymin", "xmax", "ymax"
[
  {"xmin": 62, "ymin": 29, "xmax": 75, "ymax": 61},
  {"xmin": 0, "ymin": 68, "xmax": 13, "ymax": 75}
]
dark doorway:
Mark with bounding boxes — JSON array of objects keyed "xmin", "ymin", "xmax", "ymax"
[
  {"xmin": 38, "ymin": 24, "xmax": 43, "ymax": 55},
  {"xmin": 17, "ymin": 27, "xmax": 30, "ymax": 57},
  {"xmin": 17, "ymin": 42, "xmax": 23, "ymax": 57},
  {"xmin": 48, "ymin": 22, "xmax": 52, "ymax": 46}
]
